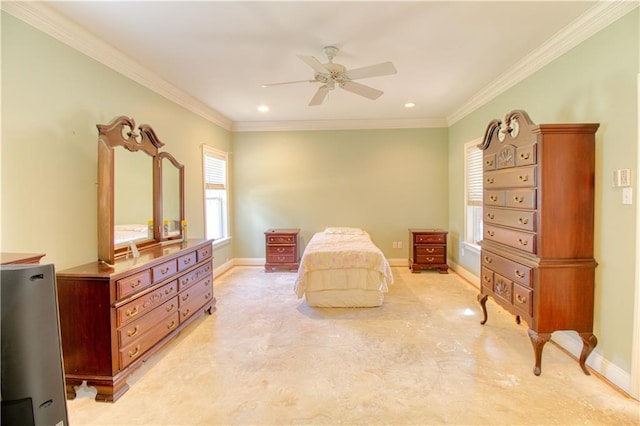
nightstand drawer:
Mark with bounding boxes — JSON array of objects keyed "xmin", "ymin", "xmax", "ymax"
[
  {"xmin": 414, "ymin": 233, "xmax": 446, "ymax": 244},
  {"xmin": 266, "ymin": 235, "xmax": 296, "ymax": 244},
  {"xmin": 416, "ymin": 246, "xmax": 445, "ymax": 256}
]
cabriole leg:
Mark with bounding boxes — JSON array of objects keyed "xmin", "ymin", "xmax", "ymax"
[
  {"xmin": 527, "ymin": 329, "xmax": 551, "ymax": 376},
  {"xmin": 579, "ymin": 332, "xmax": 597, "ymax": 375},
  {"xmin": 477, "ymin": 293, "xmax": 488, "ymax": 325}
]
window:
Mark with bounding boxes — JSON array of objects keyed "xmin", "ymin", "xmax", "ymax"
[
  {"xmin": 203, "ymin": 146, "xmax": 229, "ymax": 241},
  {"xmin": 465, "ymin": 139, "xmax": 483, "ymax": 247}
]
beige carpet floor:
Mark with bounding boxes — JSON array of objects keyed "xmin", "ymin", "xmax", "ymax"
[{"xmin": 67, "ymin": 266, "xmax": 640, "ymax": 425}]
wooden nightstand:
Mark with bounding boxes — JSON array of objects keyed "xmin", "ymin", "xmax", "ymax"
[
  {"xmin": 265, "ymin": 229, "xmax": 300, "ymax": 272},
  {"xmin": 409, "ymin": 229, "xmax": 448, "ymax": 273}
]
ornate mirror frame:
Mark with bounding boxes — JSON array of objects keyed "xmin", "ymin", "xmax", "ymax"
[{"xmin": 97, "ymin": 116, "xmax": 184, "ymax": 264}]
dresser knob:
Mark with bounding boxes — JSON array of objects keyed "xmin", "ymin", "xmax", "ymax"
[
  {"xmin": 518, "ymin": 175, "xmax": 529, "ymax": 182},
  {"xmin": 486, "ymin": 178, "xmax": 494, "ymax": 184},
  {"xmin": 515, "ymin": 270, "xmax": 525, "ymax": 278},
  {"xmin": 517, "ymin": 238, "xmax": 529, "ymax": 246},
  {"xmin": 487, "ymin": 213, "xmax": 495, "ymax": 220},
  {"xmin": 513, "ymin": 196, "xmax": 524, "ymax": 203},
  {"xmin": 167, "ymin": 320, "xmax": 177, "ymax": 330},
  {"xmin": 516, "ymin": 294, "xmax": 527, "ymax": 304},
  {"xmin": 490, "ymin": 195, "xmax": 498, "ymax": 202},
  {"xmin": 487, "ymin": 230, "xmax": 495, "ymax": 237},
  {"xmin": 518, "ymin": 217, "xmax": 528, "ymax": 225},
  {"xmin": 519, "ymin": 152, "xmax": 530, "ymax": 160},
  {"xmin": 484, "ymin": 256, "xmax": 492, "ymax": 264}
]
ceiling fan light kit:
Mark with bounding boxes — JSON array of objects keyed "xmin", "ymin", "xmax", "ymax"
[{"xmin": 263, "ymin": 46, "xmax": 397, "ymax": 106}]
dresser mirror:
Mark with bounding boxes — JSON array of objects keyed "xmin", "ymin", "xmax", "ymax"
[
  {"xmin": 159, "ymin": 152, "xmax": 184, "ymax": 241},
  {"xmin": 97, "ymin": 116, "xmax": 184, "ymax": 264}
]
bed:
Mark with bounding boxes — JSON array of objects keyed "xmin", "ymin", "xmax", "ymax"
[{"xmin": 294, "ymin": 227, "xmax": 393, "ymax": 307}]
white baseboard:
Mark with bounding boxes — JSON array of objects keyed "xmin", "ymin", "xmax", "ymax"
[
  {"xmin": 387, "ymin": 258, "xmax": 409, "ymax": 267},
  {"xmin": 448, "ymin": 260, "xmax": 480, "ymax": 288},
  {"xmin": 552, "ymin": 331, "xmax": 631, "ymax": 396}
]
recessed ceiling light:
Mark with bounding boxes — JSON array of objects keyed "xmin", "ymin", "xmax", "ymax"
[
  {"xmin": 404, "ymin": 102, "xmax": 416, "ymax": 108},
  {"xmin": 257, "ymin": 105, "xmax": 269, "ymax": 113}
]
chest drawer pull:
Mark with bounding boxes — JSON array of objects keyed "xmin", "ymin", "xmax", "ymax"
[
  {"xmin": 486, "ymin": 178, "xmax": 494, "ymax": 184},
  {"xmin": 205, "ymin": 292, "xmax": 212, "ymax": 300},
  {"xmin": 167, "ymin": 320, "xmax": 177, "ymax": 330},
  {"xmin": 126, "ymin": 326, "xmax": 140, "ymax": 337},
  {"xmin": 513, "ymin": 196, "xmax": 524, "ymax": 203},
  {"xmin": 128, "ymin": 345, "xmax": 140, "ymax": 358},
  {"xmin": 166, "ymin": 303, "xmax": 176, "ymax": 313},
  {"xmin": 518, "ymin": 217, "xmax": 529, "ymax": 225},
  {"xmin": 515, "ymin": 270, "xmax": 525, "ymax": 278},
  {"xmin": 487, "ymin": 230, "xmax": 495, "ymax": 237},
  {"xmin": 160, "ymin": 267, "xmax": 170, "ymax": 275},
  {"xmin": 489, "ymin": 195, "xmax": 498, "ymax": 202},
  {"xmin": 487, "ymin": 213, "xmax": 495, "ymax": 219},
  {"xmin": 518, "ymin": 175, "xmax": 529, "ymax": 182},
  {"xmin": 126, "ymin": 306, "xmax": 139, "ymax": 317},
  {"xmin": 483, "ymin": 275, "xmax": 491, "ymax": 283},
  {"xmin": 519, "ymin": 152, "xmax": 530, "ymax": 160},
  {"xmin": 515, "ymin": 293, "xmax": 527, "ymax": 304},
  {"xmin": 182, "ymin": 309, "xmax": 190, "ymax": 318},
  {"xmin": 518, "ymin": 238, "xmax": 529, "ymax": 246},
  {"xmin": 484, "ymin": 256, "xmax": 492, "ymax": 263},
  {"xmin": 182, "ymin": 293, "xmax": 190, "ymax": 302},
  {"xmin": 165, "ymin": 287, "xmax": 175, "ymax": 295}
]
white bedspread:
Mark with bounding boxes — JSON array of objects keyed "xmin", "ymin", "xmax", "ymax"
[{"xmin": 294, "ymin": 229, "xmax": 393, "ymax": 299}]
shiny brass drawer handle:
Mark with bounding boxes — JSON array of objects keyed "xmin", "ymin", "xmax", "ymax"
[
  {"xmin": 519, "ymin": 152, "xmax": 530, "ymax": 160},
  {"xmin": 483, "ymin": 276, "xmax": 491, "ymax": 282},
  {"xmin": 487, "ymin": 213, "xmax": 495, "ymax": 219},
  {"xmin": 183, "ymin": 258, "xmax": 192, "ymax": 265},
  {"xmin": 160, "ymin": 267, "xmax": 170, "ymax": 275},
  {"xmin": 128, "ymin": 345, "xmax": 140, "ymax": 358},
  {"xmin": 487, "ymin": 230, "xmax": 495, "ymax": 237},
  {"xmin": 127, "ymin": 325, "xmax": 140, "ymax": 337},
  {"xmin": 126, "ymin": 306, "xmax": 139, "ymax": 317},
  {"xmin": 485, "ymin": 159, "xmax": 493, "ymax": 166},
  {"xmin": 277, "ymin": 247, "xmax": 285, "ymax": 253},
  {"xmin": 518, "ymin": 217, "xmax": 528, "ymax": 225},
  {"xmin": 181, "ymin": 294, "xmax": 190, "ymax": 302},
  {"xmin": 205, "ymin": 292, "xmax": 212, "ymax": 300},
  {"xmin": 486, "ymin": 178, "xmax": 494, "ymax": 184},
  {"xmin": 518, "ymin": 175, "xmax": 529, "ymax": 182},
  {"xmin": 167, "ymin": 320, "xmax": 177, "ymax": 330},
  {"xmin": 516, "ymin": 294, "xmax": 527, "ymax": 304},
  {"xmin": 426, "ymin": 257, "xmax": 435, "ymax": 262},
  {"xmin": 513, "ymin": 196, "xmax": 524, "ymax": 203},
  {"xmin": 166, "ymin": 303, "xmax": 176, "ymax": 312},
  {"xmin": 165, "ymin": 287, "xmax": 175, "ymax": 295},
  {"xmin": 515, "ymin": 270, "xmax": 525, "ymax": 278},
  {"xmin": 517, "ymin": 238, "xmax": 529, "ymax": 246},
  {"xmin": 490, "ymin": 195, "xmax": 498, "ymax": 202},
  {"xmin": 182, "ymin": 309, "xmax": 190, "ymax": 318},
  {"xmin": 426, "ymin": 248, "xmax": 435, "ymax": 253},
  {"xmin": 130, "ymin": 279, "xmax": 142, "ymax": 289},
  {"xmin": 484, "ymin": 256, "xmax": 492, "ymax": 263}
]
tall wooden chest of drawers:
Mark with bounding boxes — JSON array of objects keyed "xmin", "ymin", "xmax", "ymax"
[
  {"xmin": 409, "ymin": 229, "xmax": 448, "ymax": 273},
  {"xmin": 265, "ymin": 229, "xmax": 299, "ymax": 272},
  {"xmin": 56, "ymin": 239, "xmax": 215, "ymax": 402},
  {"xmin": 477, "ymin": 110, "xmax": 599, "ymax": 376}
]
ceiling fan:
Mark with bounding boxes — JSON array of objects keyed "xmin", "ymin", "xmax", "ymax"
[{"xmin": 262, "ymin": 46, "xmax": 397, "ymax": 106}]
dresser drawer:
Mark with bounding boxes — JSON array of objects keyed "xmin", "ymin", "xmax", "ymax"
[
  {"xmin": 481, "ymin": 267, "xmax": 494, "ymax": 291},
  {"xmin": 117, "ymin": 270, "xmax": 152, "ymax": 299},
  {"xmin": 513, "ymin": 284, "xmax": 533, "ymax": 316},
  {"xmin": 179, "ymin": 277, "xmax": 214, "ymax": 323},
  {"xmin": 178, "ymin": 262, "xmax": 212, "ymax": 291},
  {"xmin": 516, "ymin": 143, "xmax": 537, "ymax": 166},
  {"xmin": 152, "ymin": 259, "xmax": 178, "ymax": 283},
  {"xmin": 483, "ymin": 153, "xmax": 496, "ymax": 171},
  {"xmin": 414, "ymin": 233, "xmax": 446, "ymax": 244},
  {"xmin": 505, "ymin": 189, "xmax": 537, "ymax": 209},
  {"xmin": 117, "ymin": 280, "xmax": 178, "ymax": 326},
  {"xmin": 117, "ymin": 296, "xmax": 178, "ymax": 347},
  {"xmin": 266, "ymin": 234, "xmax": 296, "ymax": 244},
  {"xmin": 416, "ymin": 254, "xmax": 446, "ymax": 264},
  {"xmin": 177, "ymin": 251, "xmax": 197, "ymax": 271},
  {"xmin": 119, "ymin": 311, "xmax": 180, "ymax": 369},
  {"xmin": 484, "ymin": 166, "xmax": 536, "ymax": 189},
  {"xmin": 197, "ymin": 245, "xmax": 212, "ymax": 262},
  {"xmin": 485, "ymin": 208, "xmax": 536, "ymax": 231},
  {"xmin": 484, "ymin": 225, "xmax": 536, "ymax": 254},
  {"xmin": 481, "ymin": 250, "xmax": 532, "ymax": 288},
  {"xmin": 416, "ymin": 246, "xmax": 445, "ymax": 256}
]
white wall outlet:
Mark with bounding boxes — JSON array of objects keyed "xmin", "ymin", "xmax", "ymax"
[
  {"xmin": 398, "ymin": 241, "xmax": 402, "ymax": 249},
  {"xmin": 613, "ymin": 169, "xmax": 631, "ymax": 187},
  {"xmin": 622, "ymin": 187, "xmax": 633, "ymax": 205},
  {"xmin": 392, "ymin": 241, "xmax": 398, "ymax": 249}
]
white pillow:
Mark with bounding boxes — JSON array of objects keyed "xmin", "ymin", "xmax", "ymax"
[{"xmin": 324, "ymin": 227, "xmax": 363, "ymax": 235}]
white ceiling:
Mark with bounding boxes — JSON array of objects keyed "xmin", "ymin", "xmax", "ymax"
[{"xmin": 7, "ymin": 1, "xmax": 634, "ymax": 130}]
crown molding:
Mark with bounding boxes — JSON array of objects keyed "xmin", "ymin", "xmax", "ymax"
[
  {"xmin": 446, "ymin": 0, "xmax": 639, "ymax": 126},
  {"xmin": 232, "ymin": 117, "xmax": 447, "ymax": 132},
  {"xmin": 1, "ymin": 1, "xmax": 234, "ymax": 131},
  {"xmin": 3, "ymin": 1, "xmax": 636, "ymax": 132}
]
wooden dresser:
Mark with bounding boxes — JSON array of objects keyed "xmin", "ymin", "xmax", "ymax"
[
  {"xmin": 409, "ymin": 229, "xmax": 448, "ymax": 273},
  {"xmin": 477, "ymin": 110, "xmax": 598, "ymax": 376},
  {"xmin": 264, "ymin": 229, "xmax": 300, "ymax": 272},
  {"xmin": 1, "ymin": 252, "xmax": 46, "ymax": 265},
  {"xmin": 56, "ymin": 239, "xmax": 215, "ymax": 402}
]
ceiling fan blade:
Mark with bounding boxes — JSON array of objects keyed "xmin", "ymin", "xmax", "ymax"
[
  {"xmin": 340, "ymin": 81, "xmax": 383, "ymax": 100},
  {"xmin": 344, "ymin": 62, "xmax": 397, "ymax": 80},
  {"xmin": 261, "ymin": 80, "xmax": 317, "ymax": 87},
  {"xmin": 298, "ymin": 55, "xmax": 330, "ymax": 74},
  {"xmin": 309, "ymin": 85, "xmax": 330, "ymax": 106}
]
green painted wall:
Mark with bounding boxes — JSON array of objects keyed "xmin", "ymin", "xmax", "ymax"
[
  {"xmin": 1, "ymin": 12, "xmax": 232, "ymax": 270},
  {"xmin": 448, "ymin": 9, "xmax": 639, "ymax": 373},
  {"xmin": 231, "ymin": 128, "xmax": 448, "ymax": 259}
]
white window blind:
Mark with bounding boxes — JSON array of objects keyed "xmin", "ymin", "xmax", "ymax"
[
  {"xmin": 466, "ymin": 144, "xmax": 483, "ymax": 206},
  {"xmin": 204, "ymin": 151, "xmax": 226, "ymax": 190}
]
